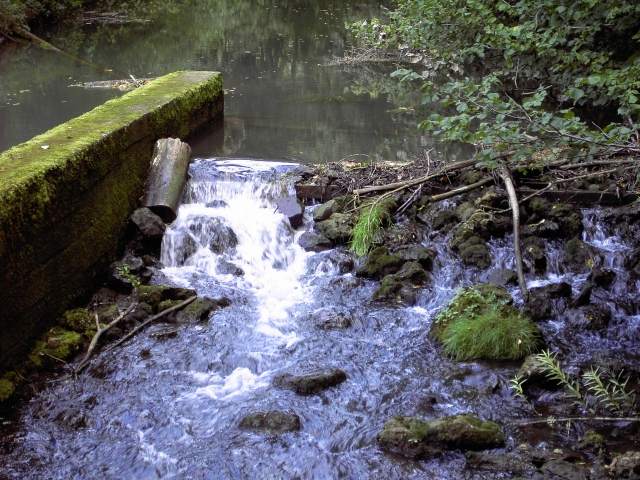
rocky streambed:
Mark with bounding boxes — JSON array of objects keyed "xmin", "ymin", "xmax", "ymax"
[{"xmin": 0, "ymin": 158, "xmax": 639, "ymax": 479}]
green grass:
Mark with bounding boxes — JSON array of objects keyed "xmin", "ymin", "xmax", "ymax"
[
  {"xmin": 439, "ymin": 305, "xmax": 540, "ymax": 361},
  {"xmin": 350, "ymin": 197, "xmax": 394, "ymax": 256}
]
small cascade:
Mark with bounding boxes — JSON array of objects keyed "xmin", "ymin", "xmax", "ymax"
[{"xmin": 161, "ymin": 158, "xmax": 309, "ymax": 346}]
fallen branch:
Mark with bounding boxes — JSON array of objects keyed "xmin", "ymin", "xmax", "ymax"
[
  {"xmin": 559, "ymin": 159, "xmax": 639, "ymax": 170},
  {"xmin": 352, "ymin": 159, "xmax": 478, "ymax": 196},
  {"xmin": 428, "ymin": 177, "xmax": 493, "ymax": 202},
  {"xmin": 514, "ymin": 416, "xmax": 640, "ymax": 426},
  {"xmin": 498, "ymin": 167, "xmax": 528, "ymax": 300},
  {"xmin": 75, "ymin": 303, "xmax": 136, "ymax": 373},
  {"xmin": 105, "ymin": 296, "xmax": 197, "ymax": 352}
]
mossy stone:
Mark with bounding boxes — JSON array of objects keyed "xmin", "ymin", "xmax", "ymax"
[
  {"xmin": 63, "ymin": 308, "xmax": 94, "ymax": 334},
  {"xmin": 378, "ymin": 414, "xmax": 505, "ymax": 459},
  {"xmin": 431, "ymin": 284, "xmax": 539, "ymax": 361},
  {"xmin": 0, "ymin": 376, "xmax": 16, "ymax": 402},
  {"xmin": 28, "ymin": 327, "xmax": 84, "ymax": 369},
  {"xmin": 356, "ymin": 246, "xmax": 404, "ymax": 279},
  {"xmin": 314, "ymin": 213, "xmax": 355, "ymax": 244}
]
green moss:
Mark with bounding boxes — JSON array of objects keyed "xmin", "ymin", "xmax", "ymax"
[
  {"xmin": 28, "ymin": 327, "xmax": 84, "ymax": 369},
  {"xmin": 158, "ymin": 299, "xmax": 181, "ymax": 312},
  {"xmin": 137, "ymin": 285, "xmax": 169, "ymax": 308},
  {"xmin": 432, "ymin": 284, "xmax": 540, "ymax": 361},
  {"xmin": 357, "ymin": 246, "xmax": 404, "ymax": 278},
  {"xmin": 0, "ymin": 377, "xmax": 16, "ymax": 402},
  {"xmin": 63, "ymin": 308, "xmax": 95, "ymax": 334}
]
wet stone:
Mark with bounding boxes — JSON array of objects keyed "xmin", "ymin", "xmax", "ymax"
[
  {"xmin": 377, "ymin": 415, "xmax": 505, "ymax": 459},
  {"xmin": 314, "ymin": 213, "xmax": 354, "ymax": 244},
  {"xmin": 298, "ymin": 231, "xmax": 332, "ymax": 252},
  {"xmin": 356, "ymin": 246, "xmax": 404, "ymax": 279},
  {"xmin": 391, "ymin": 244, "xmax": 436, "ymax": 271},
  {"xmin": 217, "ymin": 259, "xmax": 244, "ymax": 276},
  {"xmin": 273, "ymin": 368, "xmax": 347, "ymax": 395},
  {"xmin": 275, "ymin": 195, "xmax": 304, "ymax": 229},
  {"xmin": 239, "ymin": 411, "xmax": 301, "ymax": 434},
  {"xmin": 487, "ymin": 268, "xmax": 518, "ymax": 287},
  {"xmin": 588, "ymin": 267, "xmax": 616, "ymax": 289},
  {"xmin": 131, "ymin": 207, "xmax": 166, "ymax": 239},
  {"xmin": 311, "ymin": 308, "xmax": 353, "ymax": 330},
  {"xmin": 564, "ymin": 238, "xmax": 602, "ymax": 273}
]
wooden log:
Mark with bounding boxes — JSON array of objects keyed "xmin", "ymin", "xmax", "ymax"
[
  {"xmin": 516, "ymin": 187, "xmax": 636, "ymax": 206},
  {"xmin": 143, "ymin": 138, "xmax": 192, "ymax": 222}
]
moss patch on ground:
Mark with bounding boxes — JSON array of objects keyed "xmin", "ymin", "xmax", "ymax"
[
  {"xmin": 431, "ymin": 284, "xmax": 540, "ymax": 361},
  {"xmin": 27, "ymin": 327, "xmax": 84, "ymax": 369}
]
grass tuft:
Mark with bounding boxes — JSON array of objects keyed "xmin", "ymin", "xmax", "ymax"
[
  {"xmin": 439, "ymin": 305, "xmax": 540, "ymax": 361},
  {"xmin": 350, "ymin": 198, "xmax": 393, "ymax": 256}
]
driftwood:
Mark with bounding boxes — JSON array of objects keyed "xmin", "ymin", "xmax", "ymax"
[
  {"xmin": 105, "ymin": 296, "xmax": 197, "ymax": 352},
  {"xmin": 75, "ymin": 303, "xmax": 136, "ymax": 373},
  {"xmin": 498, "ymin": 167, "xmax": 528, "ymax": 300},
  {"xmin": 143, "ymin": 138, "xmax": 192, "ymax": 223},
  {"xmin": 428, "ymin": 177, "xmax": 493, "ymax": 202}
]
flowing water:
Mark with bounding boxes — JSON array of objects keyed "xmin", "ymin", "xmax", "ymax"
[{"xmin": 1, "ymin": 158, "xmax": 638, "ymax": 479}]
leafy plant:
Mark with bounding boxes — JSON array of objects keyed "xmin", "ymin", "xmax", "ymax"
[
  {"xmin": 510, "ymin": 374, "xmax": 527, "ymax": 400},
  {"xmin": 535, "ymin": 350, "xmax": 583, "ymax": 403},
  {"xmin": 352, "ymin": 0, "xmax": 640, "ymax": 166}
]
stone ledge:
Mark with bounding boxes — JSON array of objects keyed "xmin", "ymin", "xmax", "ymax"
[{"xmin": 0, "ymin": 70, "xmax": 223, "ymax": 369}]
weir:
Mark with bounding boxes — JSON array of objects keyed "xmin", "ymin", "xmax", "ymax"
[{"xmin": 0, "ymin": 71, "xmax": 223, "ymax": 369}]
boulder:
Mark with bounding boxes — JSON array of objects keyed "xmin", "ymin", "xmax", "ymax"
[
  {"xmin": 524, "ymin": 283, "xmax": 571, "ymax": 321},
  {"xmin": 136, "ymin": 284, "xmax": 197, "ymax": 312},
  {"xmin": 523, "ymin": 200, "xmax": 583, "ymax": 239},
  {"xmin": 239, "ymin": 411, "xmax": 301, "ymax": 434},
  {"xmin": 188, "ymin": 216, "xmax": 238, "ymax": 254},
  {"xmin": 563, "ymin": 238, "xmax": 602, "ymax": 273},
  {"xmin": 377, "ymin": 415, "xmax": 505, "ymax": 459},
  {"xmin": 540, "ymin": 460, "xmax": 589, "ymax": 480},
  {"xmin": 427, "ymin": 209, "xmax": 458, "ymax": 231},
  {"xmin": 356, "ymin": 246, "xmax": 404, "ymax": 279},
  {"xmin": 298, "ymin": 231, "xmax": 332, "ymax": 252},
  {"xmin": 276, "ymin": 196, "xmax": 304, "ymax": 228},
  {"xmin": 273, "ymin": 368, "xmax": 347, "ymax": 395},
  {"xmin": 517, "ymin": 354, "xmax": 560, "ymax": 392},
  {"xmin": 314, "ymin": 213, "xmax": 354, "ymax": 244},
  {"xmin": 392, "ymin": 245, "xmax": 436, "ymax": 270},
  {"xmin": 131, "ymin": 207, "xmax": 166, "ymax": 240},
  {"xmin": 373, "ymin": 262, "xmax": 428, "ymax": 306}
]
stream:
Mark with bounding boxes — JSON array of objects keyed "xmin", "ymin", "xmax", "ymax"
[
  {"xmin": 1, "ymin": 158, "xmax": 638, "ymax": 479},
  {"xmin": 1, "ymin": 1, "xmax": 639, "ymax": 479}
]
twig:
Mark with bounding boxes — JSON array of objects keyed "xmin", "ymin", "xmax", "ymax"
[
  {"xmin": 105, "ymin": 296, "xmax": 197, "ymax": 351},
  {"xmin": 559, "ymin": 159, "xmax": 638, "ymax": 170},
  {"xmin": 498, "ymin": 166, "xmax": 528, "ymax": 300},
  {"xmin": 75, "ymin": 303, "xmax": 137, "ymax": 373},
  {"xmin": 514, "ymin": 416, "xmax": 640, "ymax": 426}
]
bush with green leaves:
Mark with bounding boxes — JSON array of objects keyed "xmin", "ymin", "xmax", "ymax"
[
  {"xmin": 432, "ymin": 284, "xmax": 540, "ymax": 361},
  {"xmin": 353, "ymin": 0, "xmax": 640, "ymax": 165}
]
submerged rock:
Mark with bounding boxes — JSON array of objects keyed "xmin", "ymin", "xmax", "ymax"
[
  {"xmin": 239, "ymin": 411, "xmax": 301, "ymax": 434},
  {"xmin": 377, "ymin": 415, "xmax": 505, "ymax": 459},
  {"xmin": 298, "ymin": 231, "xmax": 332, "ymax": 252},
  {"xmin": 373, "ymin": 262, "xmax": 429, "ymax": 306},
  {"xmin": 176, "ymin": 297, "xmax": 230, "ymax": 323},
  {"xmin": 311, "ymin": 308, "xmax": 353, "ymax": 330},
  {"xmin": 431, "ymin": 284, "xmax": 540, "ymax": 361},
  {"xmin": 188, "ymin": 216, "xmax": 238, "ymax": 254},
  {"xmin": 273, "ymin": 368, "xmax": 347, "ymax": 395},
  {"xmin": 217, "ymin": 259, "xmax": 244, "ymax": 276},
  {"xmin": 136, "ymin": 285, "xmax": 197, "ymax": 312}
]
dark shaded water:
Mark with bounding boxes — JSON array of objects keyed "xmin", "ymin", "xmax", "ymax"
[{"xmin": 0, "ymin": 0, "xmax": 425, "ymax": 162}]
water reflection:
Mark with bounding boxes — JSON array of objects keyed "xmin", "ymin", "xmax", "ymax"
[{"xmin": 0, "ymin": 0, "xmax": 426, "ymax": 163}]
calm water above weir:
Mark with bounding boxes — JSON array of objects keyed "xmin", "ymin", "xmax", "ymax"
[{"xmin": 0, "ymin": 0, "xmax": 424, "ymax": 161}]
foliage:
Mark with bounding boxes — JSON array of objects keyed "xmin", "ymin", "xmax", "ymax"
[
  {"xmin": 350, "ymin": 197, "xmax": 394, "ymax": 256},
  {"xmin": 532, "ymin": 350, "xmax": 638, "ymax": 415},
  {"xmin": 353, "ymin": 0, "xmax": 640, "ymax": 165},
  {"xmin": 433, "ymin": 284, "xmax": 540, "ymax": 361},
  {"xmin": 510, "ymin": 374, "xmax": 526, "ymax": 400}
]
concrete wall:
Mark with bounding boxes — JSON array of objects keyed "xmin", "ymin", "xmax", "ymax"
[{"xmin": 0, "ymin": 71, "xmax": 223, "ymax": 369}]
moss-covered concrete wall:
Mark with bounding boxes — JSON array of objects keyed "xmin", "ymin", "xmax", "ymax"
[{"xmin": 0, "ymin": 71, "xmax": 223, "ymax": 369}]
